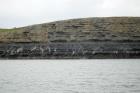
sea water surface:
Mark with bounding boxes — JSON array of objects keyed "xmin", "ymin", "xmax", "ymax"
[{"xmin": 0, "ymin": 60, "xmax": 140, "ymax": 93}]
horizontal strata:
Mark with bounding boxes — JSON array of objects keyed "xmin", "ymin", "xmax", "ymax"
[
  {"xmin": 0, "ymin": 17, "xmax": 140, "ymax": 59},
  {"xmin": 0, "ymin": 42, "xmax": 140, "ymax": 59},
  {"xmin": 0, "ymin": 17, "xmax": 140, "ymax": 43}
]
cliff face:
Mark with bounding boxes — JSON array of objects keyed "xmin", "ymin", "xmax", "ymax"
[
  {"xmin": 46, "ymin": 17, "xmax": 140, "ymax": 42},
  {"xmin": 0, "ymin": 17, "xmax": 140, "ymax": 59},
  {"xmin": 0, "ymin": 17, "xmax": 140, "ymax": 43},
  {"xmin": 0, "ymin": 27, "xmax": 48, "ymax": 43}
]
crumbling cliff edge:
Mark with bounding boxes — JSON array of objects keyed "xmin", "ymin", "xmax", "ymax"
[{"xmin": 0, "ymin": 17, "xmax": 140, "ymax": 59}]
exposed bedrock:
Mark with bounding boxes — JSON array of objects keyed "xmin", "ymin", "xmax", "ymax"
[
  {"xmin": 0, "ymin": 17, "xmax": 140, "ymax": 43},
  {"xmin": 0, "ymin": 17, "xmax": 140, "ymax": 58},
  {"xmin": 0, "ymin": 42, "xmax": 140, "ymax": 59}
]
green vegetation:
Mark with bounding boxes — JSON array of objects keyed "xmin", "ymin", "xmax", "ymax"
[{"xmin": 0, "ymin": 28, "xmax": 19, "ymax": 32}]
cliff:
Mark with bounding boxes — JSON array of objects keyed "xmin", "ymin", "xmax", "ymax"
[
  {"xmin": 0, "ymin": 17, "xmax": 140, "ymax": 59},
  {"xmin": 0, "ymin": 17, "xmax": 140, "ymax": 43}
]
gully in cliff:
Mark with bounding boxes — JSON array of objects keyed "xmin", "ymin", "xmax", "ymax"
[{"xmin": 0, "ymin": 17, "xmax": 140, "ymax": 59}]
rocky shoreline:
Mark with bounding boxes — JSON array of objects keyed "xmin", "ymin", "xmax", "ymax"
[{"xmin": 0, "ymin": 41, "xmax": 139, "ymax": 59}]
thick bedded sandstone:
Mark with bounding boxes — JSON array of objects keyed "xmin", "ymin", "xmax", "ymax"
[
  {"xmin": 0, "ymin": 17, "xmax": 140, "ymax": 43},
  {"xmin": 46, "ymin": 17, "xmax": 140, "ymax": 42}
]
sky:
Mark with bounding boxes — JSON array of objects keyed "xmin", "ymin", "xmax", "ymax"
[{"xmin": 0, "ymin": 0, "xmax": 140, "ymax": 28}]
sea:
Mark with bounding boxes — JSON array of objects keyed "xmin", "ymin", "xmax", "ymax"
[{"xmin": 0, "ymin": 60, "xmax": 140, "ymax": 93}]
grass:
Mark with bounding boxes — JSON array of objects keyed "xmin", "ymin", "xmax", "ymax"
[{"xmin": 0, "ymin": 28, "xmax": 20, "ymax": 32}]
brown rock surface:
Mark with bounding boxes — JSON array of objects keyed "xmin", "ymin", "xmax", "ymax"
[{"xmin": 0, "ymin": 17, "xmax": 140, "ymax": 43}]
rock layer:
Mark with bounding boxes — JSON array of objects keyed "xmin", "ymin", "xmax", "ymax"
[
  {"xmin": 0, "ymin": 42, "xmax": 140, "ymax": 59},
  {"xmin": 0, "ymin": 17, "xmax": 140, "ymax": 59}
]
